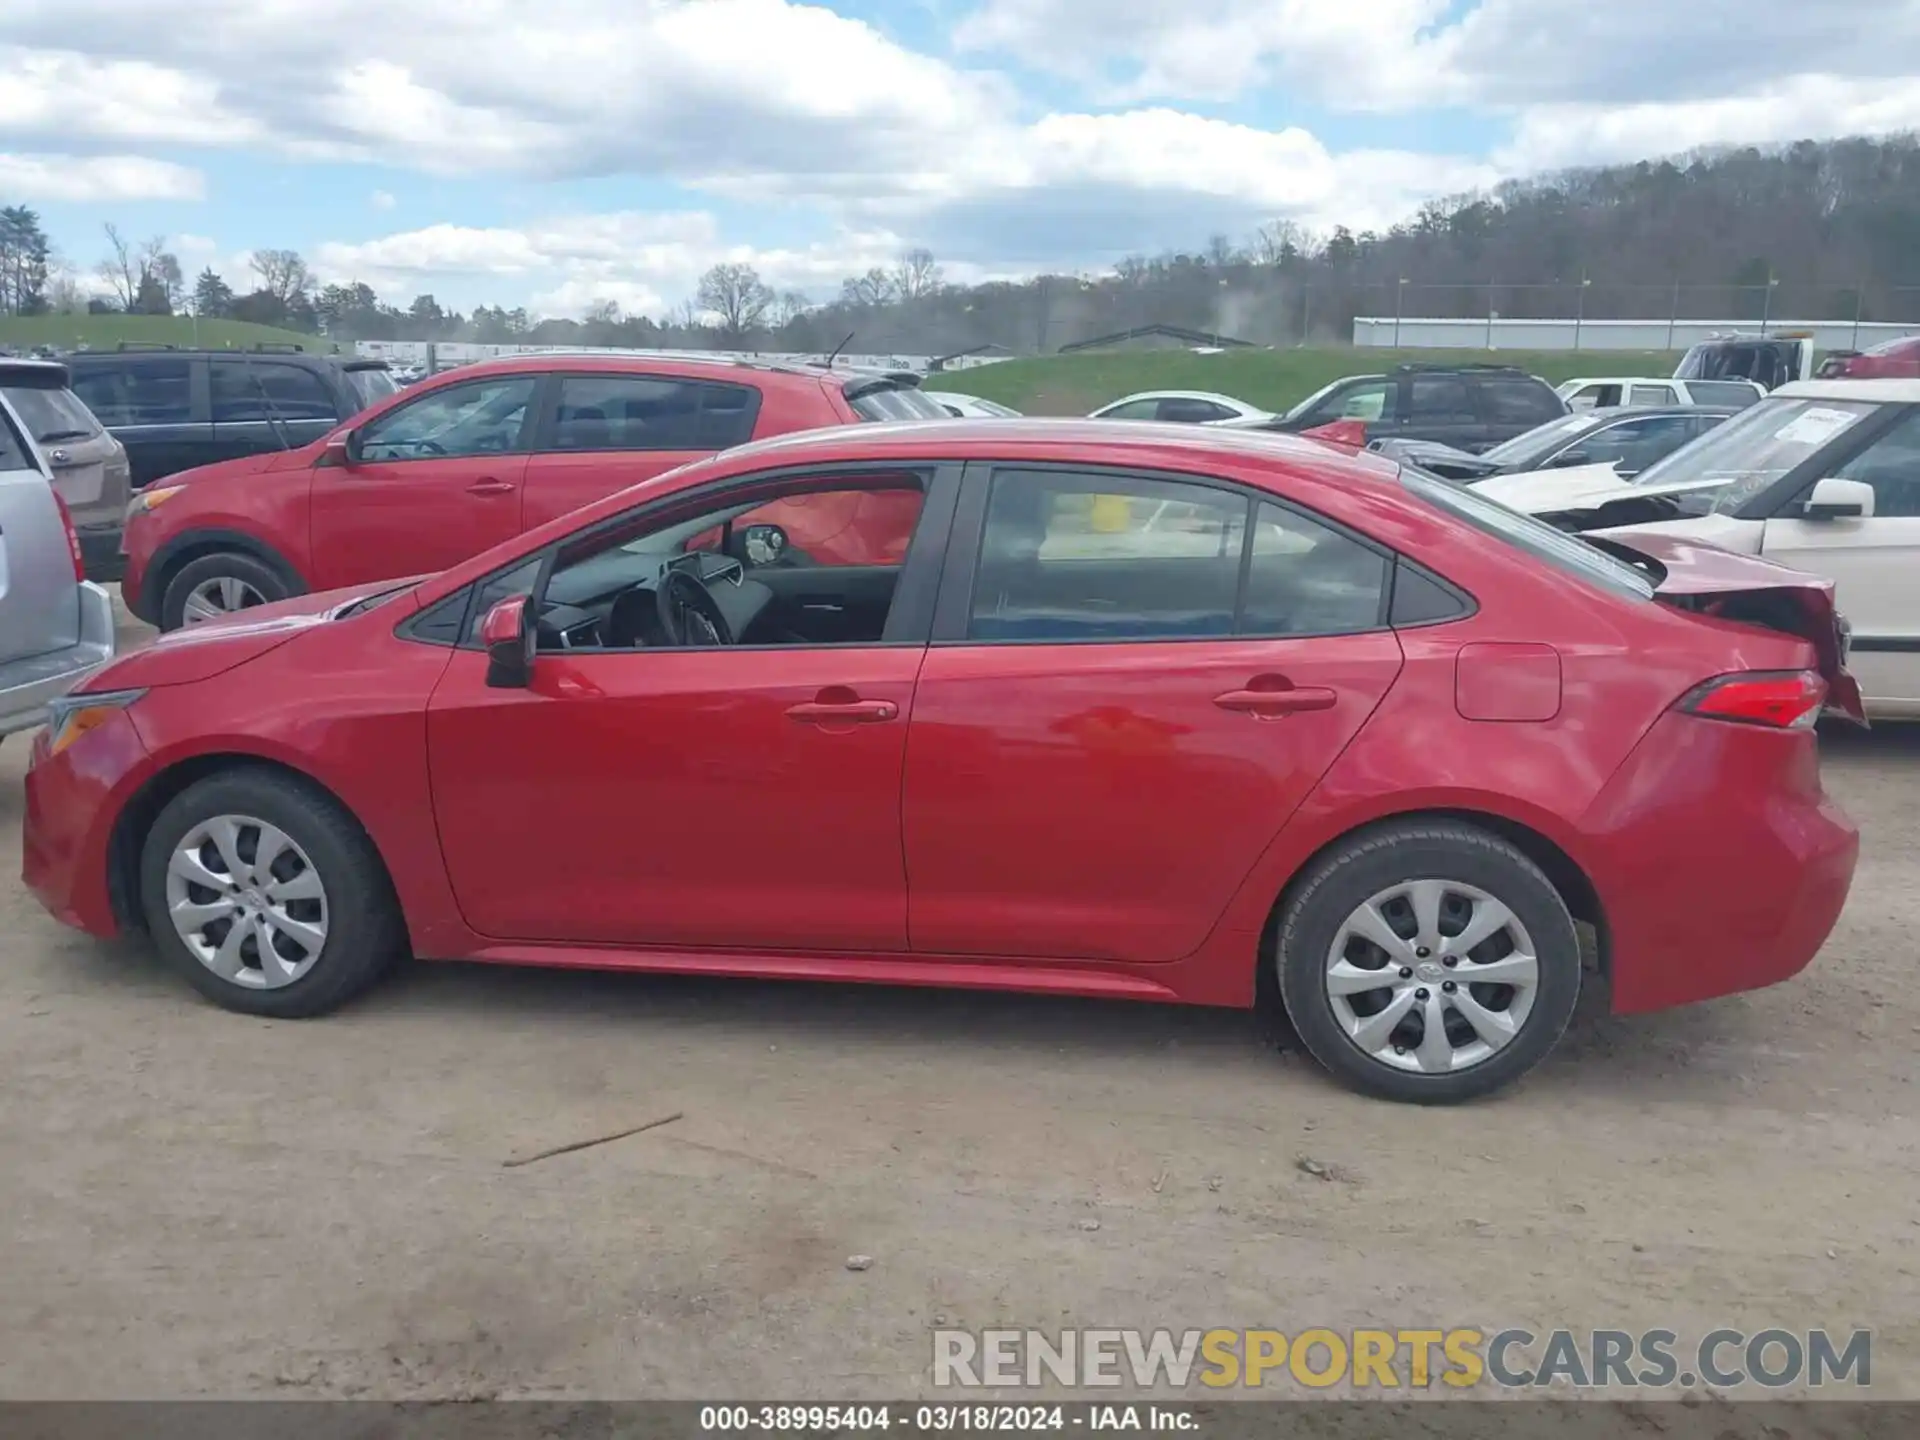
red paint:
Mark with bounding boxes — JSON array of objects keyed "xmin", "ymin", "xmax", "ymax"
[
  {"xmin": 27, "ymin": 420, "xmax": 1859, "ymax": 1028},
  {"xmin": 1454, "ymin": 642, "xmax": 1563, "ymax": 722},
  {"xmin": 120, "ymin": 358, "xmax": 906, "ymax": 625}
]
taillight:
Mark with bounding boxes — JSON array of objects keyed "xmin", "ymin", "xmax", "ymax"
[
  {"xmin": 51, "ymin": 491, "xmax": 86, "ymax": 582},
  {"xmin": 1680, "ymin": 670, "xmax": 1826, "ymax": 729}
]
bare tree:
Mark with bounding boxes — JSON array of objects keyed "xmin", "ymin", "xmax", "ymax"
[
  {"xmin": 840, "ymin": 267, "xmax": 896, "ymax": 308},
  {"xmin": 695, "ymin": 262, "xmax": 774, "ymax": 344},
  {"xmin": 137, "ymin": 236, "xmax": 184, "ymax": 311},
  {"xmin": 1251, "ymin": 219, "xmax": 1305, "ymax": 267},
  {"xmin": 892, "ymin": 247, "xmax": 942, "ymax": 302},
  {"xmin": 771, "ymin": 289, "xmax": 811, "ymax": 327},
  {"xmin": 97, "ymin": 223, "xmax": 140, "ymax": 310},
  {"xmin": 249, "ymin": 248, "xmax": 312, "ymax": 304}
]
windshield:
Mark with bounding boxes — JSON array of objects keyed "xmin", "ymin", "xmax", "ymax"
[
  {"xmin": 344, "ymin": 366, "xmax": 400, "ymax": 412},
  {"xmin": 1630, "ymin": 397, "xmax": 1878, "ymax": 511},
  {"xmin": 1479, "ymin": 412, "xmax": 1603, "ymax": 467},
  {"xmin": 1400, "ymin": 465, "xmax": 1656, "ymax": 601},
  {"xmin": 848, "ymin": 383, "xmax": 948, "ymax": 421},
  {"xmin": 0, "ymin": 383, "xmax": 103, "ymax": 444}
]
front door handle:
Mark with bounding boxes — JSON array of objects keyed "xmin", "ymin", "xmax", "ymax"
[
  {"xmin": 1214, "ymin": 681, "xmax": 1338, "ymax": 718},
  {"xmin": 786, "ymin": 698, "xmax": 898, "ymax": 724},
  {"xmin": 466, "ymin": 478, "xmax": 516, "ymax": 496}
]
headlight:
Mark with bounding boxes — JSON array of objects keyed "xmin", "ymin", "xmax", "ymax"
[
  {"xmin": 125, "ymin": 485, "xmax": 184, "ymax": 523},
  {"xmin": 43, "ymin": 688, "xmax": 146, "ymax": 757}
]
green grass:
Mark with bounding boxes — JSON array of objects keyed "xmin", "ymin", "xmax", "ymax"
[
  {"xmin": 950, "ymin": 348, "xmax": 1686, "ymax": 416},
  {"xmin": 0, "ymin": 313, "xmax": 343, "ymax": 355}
]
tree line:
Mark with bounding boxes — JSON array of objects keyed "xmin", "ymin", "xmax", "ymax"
[{"xmin": 11, "ymin": 134, "xmax": 1920, "ymax": 352}]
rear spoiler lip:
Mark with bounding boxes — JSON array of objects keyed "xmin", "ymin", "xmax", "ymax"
[{"xmin": 1587, "ymin": 530, "xmax": 1868, "ymax": 726}]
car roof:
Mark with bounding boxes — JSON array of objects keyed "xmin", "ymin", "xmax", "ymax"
[
  {"xmin": 1101, "ymin": 390, "xmax": 1254, "ymax": 406},
  {"xmin": 1772, "ymin": 378, "xmax": 1920, "ymax": 404},
  {"xmin": 1574, "ymin": 404, "xmax": 1744, "ymax": 419},
  {"xmin": 438, "ymin": 350, "xmax": 893, "ymax": 392}
]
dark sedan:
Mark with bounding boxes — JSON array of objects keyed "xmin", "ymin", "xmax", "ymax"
[{"xmin": 1370, "ymin": 406, "xmax": 1739, "ymax": 483}]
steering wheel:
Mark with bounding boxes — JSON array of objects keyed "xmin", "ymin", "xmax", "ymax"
[{"xmin": 655, "ymin": 570, "xmax": 734, "ymax": 647}]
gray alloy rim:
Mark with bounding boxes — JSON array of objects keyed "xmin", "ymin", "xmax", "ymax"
[
  {"xmin": 1323, "ymin": 879, "xmax": 1540, "ymax": 1075},
  {"xmin": 181, "ymin": 575, "xmax": 267, "ymax": 624},
  {"xmin": 164, "ymin": 815, "xmax": 330, "ymax": 989}
]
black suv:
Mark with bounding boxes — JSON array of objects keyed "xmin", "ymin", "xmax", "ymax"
[
  {"xmin": 64, "ymin": 344, "xmax": 400, "ymax": 490},
  {"xmin": 1237, "ymin": 363, "xmax": 1568, "ymax": 453}
]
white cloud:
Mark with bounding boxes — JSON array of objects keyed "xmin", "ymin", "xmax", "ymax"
[
  {"xmin": 369, "ymin": 189, "xmax": 395, "ymax": 210},
  {"xmin": 0, "ymin": 151, "xmax": 204, "ymax": 201}
]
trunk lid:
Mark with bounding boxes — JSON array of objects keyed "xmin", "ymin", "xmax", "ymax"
[{"xmin": 1583, "ymin": 530, "xmax": 1867, "ymax": 724}]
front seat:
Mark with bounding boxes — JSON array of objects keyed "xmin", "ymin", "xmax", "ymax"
[{"xmin": 562, "ymin": 405, "xmax": 611, "ymax": 449}]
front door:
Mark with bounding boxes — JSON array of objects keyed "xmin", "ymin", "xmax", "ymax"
[
  {"xmin": 308, "ymin": 373, "xmax": 538, "ymax": 589},
  {"xmin": 1761, "ymin": 408, "xmax": 1920, "ymax": 709},
  {"xmin": 425, "ymin": 467, "xmax": 948, "ymax": 950},
  {"xmin": 902, "ymin": 466, "xmax": 1404, "ymax": 963}
]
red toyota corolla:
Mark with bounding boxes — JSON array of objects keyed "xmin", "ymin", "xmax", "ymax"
[{"xmin": 24, "ymin": 421, "xmax": 1862, "ymax": 1103}]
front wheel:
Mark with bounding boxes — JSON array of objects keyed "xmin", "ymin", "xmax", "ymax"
[
  {"xmin": 1275, "ymin": 821, "xmax": 1582, "ymax": 1104},
  {"xmin": 159, "ymin": 551, "xmax": 291, "ymax": 630},
  {"xmin": 139, "ymin": 768, "xmax": 406, "ymax": 1017}
]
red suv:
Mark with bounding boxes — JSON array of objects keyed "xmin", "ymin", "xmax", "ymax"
[
  {"xmin": 1817, "ymin": 334, "xmax": 1920, "ymax": 380},
  {"xmin": 120, "ymin": 354, "xmax": 947, "ymax": 630}
]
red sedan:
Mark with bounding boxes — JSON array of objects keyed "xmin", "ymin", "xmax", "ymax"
[{"xmin": 24, "ymin": 421, "xmax": 1862, "ymax": 1102}]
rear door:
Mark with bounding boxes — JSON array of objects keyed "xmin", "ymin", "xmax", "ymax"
[
  {"xmin": 0, "ymin": 400, "xmax": 76, "ymax": 664},
  {"xmin": 1757, "ymin": 406, "xmax": 1920, "ymax": 709},
  {"xmin": 1397, "ymin": 373, "xmax": 1487, "ymax": 449},
  {"xmin": 206, "ymin": 358, "xmax": 339, "ymax": 464},
  {"xmin": 1476, "ymin": 373, "xmax": 1567, "ymax": 446},
  {"xmin": 308, "ymin": 372, "xmax": 537, "ymax": 589},
  {"xmin": 68, "ymin": 356, "xmax": 208, "ymax": 489},
  {"xmin": 901, "ymin": 464, "xmax": 1404, "ymax": 963},
  {"xmin": 520, "ymin": 372, "xmax": 762, "ymax": 529}
]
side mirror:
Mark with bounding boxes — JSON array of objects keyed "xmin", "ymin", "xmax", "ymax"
[
  {"xmin": 321, "ymin": 429, "xmax": 361, "ymax": 469},
  {"xmin": 742, "ymin": 523, "xmax": 789, "ymax": 566},
  {"xmin": 1802, "ymin": 476, "xmax": 1875, "ymax": 521},
  {"xmin": 481, "ymin": 595, "xmax": 535, "ymax": 688},
  {"xmin": 1550, "ymin": 448, "xmax": 1593, "ymax": 468}
]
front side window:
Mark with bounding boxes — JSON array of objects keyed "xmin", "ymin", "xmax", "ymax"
[
  {"xmin": 1098, "ymin": 399, "xmax": 1163, "ymax": 420},
  {"xmin": 1323, "ymin": 380, "xmax": 1396, "ymax": 423},
  {"xmin": 211, "ymin": 361, "xmax": 337, "ymax": 422},
  {"xmin": 967, "ymin": 469, "xmax": 1388, "ymax": 643},
  {"xmin": 551, "ymin": 375, "xmax": 758, "ymax": 451},
  {"xmin": 1825, "ymin": 409, "xmax": 1920, "ymax": 518},
  {"xmin": 358, "ymin": 376, "xmax": 537, "ymax": 462},
  {"xmin": 71, "ymin": 360, "xmax": 193, "ymax": 426}
]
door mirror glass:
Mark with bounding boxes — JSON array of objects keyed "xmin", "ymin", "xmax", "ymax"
[
  {"xmin": 481, "ymin": 595, "xmax": 535, "ymax": 687},
  {"xmin": 322, "ymin": 430, "xmax": 359, "ymax": 468},
  {"xmin": 741, "ymin": 523, "xmax": 789, "ymax": 567},
  {"xmin": 1802, "ymin": 476, "xmax": 1875, "ymax": 521},
  {"xmin": 1549, "ymin": 447, "xmax": 1592, "ymax": 468}
]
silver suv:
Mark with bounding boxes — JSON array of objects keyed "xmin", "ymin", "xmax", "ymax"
[
  {"xmin": 0, "ymin": 387, "xmax": 117, "ymax": 740},
  {"xmin": 0, "ymin": 359, "xmax": 132, "ymax": 580}
]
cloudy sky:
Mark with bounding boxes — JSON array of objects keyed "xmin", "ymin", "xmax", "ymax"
[{"xmin": 3, "ymin": 0, "xmax": 1917, "ymax": 318}]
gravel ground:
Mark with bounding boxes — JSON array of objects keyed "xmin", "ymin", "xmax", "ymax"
[{"xmin": 1, "ymin": 601, "xmax": 1915, "ymax": 1403}]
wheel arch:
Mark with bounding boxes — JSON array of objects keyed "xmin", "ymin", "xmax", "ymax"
[
  {"xmin": 141, "ymin": 528, "xmax": 309, "ymax": 619},
  {"xmin": 1255, "ymin": 806, "xmax": 1610, "ymax": 1007},
  {"xmin": 107, "ymin": 751, "xmax": 409, "ymax": 951}
]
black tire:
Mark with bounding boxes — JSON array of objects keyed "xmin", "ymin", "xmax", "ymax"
[
  {"xmin": 139, "ymin": 767, "xmax": 406, "ymax": 1018},
  {"xmin": 1275, "ymin": 820, "xmax": 1581, "ymax": 1104},
  {"xmin": 158, "ymin": 550, "xmax": 292, "ymax": 631}
]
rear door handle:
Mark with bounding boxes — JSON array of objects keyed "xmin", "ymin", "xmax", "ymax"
[
  {"xmin": 786, "ymin": 699, "xmax": 898, "ymax": 723},
  {"xmin": 466, "ymin": 479, "xmax": 516, "ymax": 496},
  {"xmin": 1214, "ymin": 683, "xmax": 1338, "ymax": 717}
]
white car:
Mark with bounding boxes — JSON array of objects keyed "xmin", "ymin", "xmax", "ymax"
[
  {"xmin": 924, "ymin": 391, "xmax": 1021, "ymax": 418},
  {"xmin": 1089, "ymin": 390, "xmax": 1272, "ymax": 424},
  {"xmin": 1556, "ymin": 376, "xmax": 1765, "ymax": 411},
  {"xmin": 1471, "ymin": 379, "xmax": 1920, "ymax": 718}
]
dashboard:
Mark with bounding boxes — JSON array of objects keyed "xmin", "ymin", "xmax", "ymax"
[{"xmin": 534, "ymin": 549, "xmax": 774, "ymax": 650}]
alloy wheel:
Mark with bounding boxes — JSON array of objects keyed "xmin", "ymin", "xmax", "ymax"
[
  {"xmin": 181, "ymin": 575, "xmax": 268, "ymax": 625},
  {"xmin": 164, "ymin": 814, "xmax": 330, "ymax": 989},
  {"xmin": 1324, "ymin": 879, "xmax": 1540, "ymax": 1075}
]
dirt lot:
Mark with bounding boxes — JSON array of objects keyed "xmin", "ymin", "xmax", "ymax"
[{"xmin": 1, "ymin": 603, "xmax": 1917, "ymax": 1403}]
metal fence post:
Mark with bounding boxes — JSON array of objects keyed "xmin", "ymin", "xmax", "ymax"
[
  {"xmin": 1667, "ymin": 280, "xmax": 1679, "ymax": 351},
  {"xmin": 1854, "ymin": 285, "xmax": 1865, "ymax": 350}
]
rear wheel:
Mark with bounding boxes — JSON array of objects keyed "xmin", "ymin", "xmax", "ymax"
[
  {"xmin": 139, "ymin": 768, "xmax": 406, "ymax": 1017},
  {"xmin": 1275, "ymin": 821, "xmax": 1582, "ymax": 1104},
  {"xmin": 159, "ymin": 551, "xmax": 290, "ymax": 630}
]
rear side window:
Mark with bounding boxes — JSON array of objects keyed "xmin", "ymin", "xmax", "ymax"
[
  {"xmin": 1158, "ymin": 398, "xmax": 1235, "ymax": 423},
  {"xmin": 211, "ymin": 360, "xmax": 337, "ymax": 422},
  {"xmin": 846, "ymin": 384, "xmax": 949, "ymax": 422},
  {"xmin": 1479, "ymin": 375, "xmax": 1564, "ymax": 426},
  {"xmin": 551, "ymin": 375, "xmax": 759, "ymax": 451},
  {"xmin": 71, "ymin": 360, "xmax": 194, "ymax": 425},
  {"xmin": 1241, "ymin": 503, "xmax": 1390, "ymax": 635},
  {"xmin": 1408, "ymin": 376, "xmax": 1476, "ymax": 424},
  {"xmin": 0, "ymin": 401, "xmax": 32, "ymax": 471},
  {"xmin": 1399, "ymin": 466, "xmax": 1655, "ymax": 601}
]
